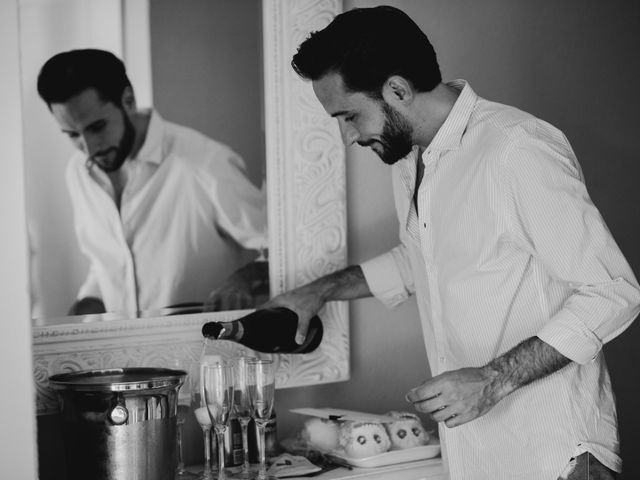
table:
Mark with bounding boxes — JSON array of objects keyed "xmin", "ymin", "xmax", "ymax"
[
  {"xmin": 188, "ymin": 455, "xmax": 448, "ymax": 479},
  {"xmin": 284, "ymin": 458, "xmax": 447, "ymax": 480}
]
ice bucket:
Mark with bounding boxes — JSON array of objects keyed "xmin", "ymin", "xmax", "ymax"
[{"xmin": 49, "ymin": 367, "xmax": 186, "ymax": 480}]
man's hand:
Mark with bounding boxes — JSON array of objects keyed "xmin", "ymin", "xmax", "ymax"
[
  {"xmin": 68, "ymin": 296, "xmax": 106, "ymax": 315},
  {"xmin": 406, "ymin": 367, "xmax": 503, "ymax": 428},
  {"xmin": 262, "ymin": 265, "xmax": 372, "ymax": 344},
  {"xmin": 406, "ymin": 337, "xmax": 571, "ymax": 428},
  {"xmin": 261, "ymin": 283, "xmax": 327, "ymax": 344},
  {"xmin": 203, "ymin": 261, "xmax": 269, "ymax": 311}
]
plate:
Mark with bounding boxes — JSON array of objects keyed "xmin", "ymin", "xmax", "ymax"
[{"xmin": 326, "ymin": 444, "xmax": 440, "ymax": 469}]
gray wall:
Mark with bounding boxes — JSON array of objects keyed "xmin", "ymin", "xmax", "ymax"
[
  {"xmin": 149, "ymin": 0, "xmax": 264, "ymax": 187},
  {"xmin": 276, "ymin": 1, "xmax": 640, "ymax": 479}
]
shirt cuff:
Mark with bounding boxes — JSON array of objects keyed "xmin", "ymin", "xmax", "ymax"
[
  {"xmin": 360, "ymin": 251, "xmax": 409, "ymax": 309},
  {"xmin": 537, "ymin": 310, "xmax": 603, "ymax": 364}
]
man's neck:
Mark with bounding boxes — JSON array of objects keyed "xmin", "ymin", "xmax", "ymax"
[
  {"xmin": 411, "ymin": 83, "xmax": 460, "ymax": 149},
  {"xmin": 108, "ymin": 110, "xmax": 151, "ymax": 210}
]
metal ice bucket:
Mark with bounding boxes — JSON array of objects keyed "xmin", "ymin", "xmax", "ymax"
[{"xmin": 49, "ymin": 367, "xmax": 186, "ymax": 480}]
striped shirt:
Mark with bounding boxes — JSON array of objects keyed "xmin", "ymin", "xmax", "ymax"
[{"xmin": 361, "ymin": 80, "xmax": 640, "ymax": 479}]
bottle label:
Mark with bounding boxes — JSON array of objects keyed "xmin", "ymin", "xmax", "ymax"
[{"xmin": 224, "ymin": 418, "xmax": 244, "ymax": 466}]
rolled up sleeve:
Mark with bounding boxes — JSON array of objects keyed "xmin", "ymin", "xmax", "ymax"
[
  {"xmin": 360, "ymin": 245, "xmax": 414, "ymax": 309},
  {"xmin": 504, "ymin": 135, "xmax": 640, "ymax": 364}
]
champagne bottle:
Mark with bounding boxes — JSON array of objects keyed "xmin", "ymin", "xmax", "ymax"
[{"xmin": 201, "ymin": 307, "xmax": 323, "ymax": 354}]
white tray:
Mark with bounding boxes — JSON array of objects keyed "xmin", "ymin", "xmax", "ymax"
[{"xmin": 326, "ymin": 444, "xmax": 441, "ymax": 469}]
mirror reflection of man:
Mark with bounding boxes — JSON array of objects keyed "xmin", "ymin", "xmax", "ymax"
[{"xmin": 37, "ymin": 49, "xmax": 268, "ymax": 316}]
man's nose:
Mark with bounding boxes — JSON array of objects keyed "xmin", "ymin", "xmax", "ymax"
[
  {"xmin": 80, "ymin": 133, "xmax": 100, "ymax": 156},
  {"xmin": 340, "ymin": 124, "xmax": 359, "ymax": 146}
]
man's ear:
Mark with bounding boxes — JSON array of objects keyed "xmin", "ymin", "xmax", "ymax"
[
  {"xmin": 121, "ymin": 86, "xmax": 137, "ymax": 113},
  {"xmin": 382, "ymin": 76, "xmax": 414, "ymax": 106}
]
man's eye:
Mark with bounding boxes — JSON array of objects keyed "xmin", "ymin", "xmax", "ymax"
[
  {"xmin": 88, "ymin": 121, "xmax": 106, "ymax": 133},
  {"xmin": 345, "ymin": 115, "xmax": 355, "ymax": 122}
]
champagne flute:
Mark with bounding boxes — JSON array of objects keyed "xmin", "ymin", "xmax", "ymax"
[
  {"xmin": 247, "ymin": 359, "xmax": 276, "ymax": 480},
  {"xmin": 193, "ymin": 363, "xmax": 220, "ymax": 480},
  {"xmin": 232, "ymin": 356, "xmax": 257, "ymax": 479},
  {"xmin": 176, "ymin": 369, "xmax": 198, "ymax": 479},
  {"xmin": 170, "ymin": 358, "xmax": 198, "ymax": 480},
  {"xmin": 202, "ymin": 361, "xmax": 235, "ymax": 480}
]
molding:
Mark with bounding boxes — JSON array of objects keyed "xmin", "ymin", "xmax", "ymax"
[{"xmin": 32, "ymin": 0, "xmax": 348, "ymax": 415}]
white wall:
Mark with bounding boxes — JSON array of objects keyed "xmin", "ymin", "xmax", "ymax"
[{"xmin": 0, "ymin": 0, "xmax": 39, "ymax": 477}]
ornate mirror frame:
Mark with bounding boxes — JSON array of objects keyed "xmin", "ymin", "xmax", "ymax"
[{"xmin": 32, "ymin": 0, "xmax": 348, "ymax": 415}]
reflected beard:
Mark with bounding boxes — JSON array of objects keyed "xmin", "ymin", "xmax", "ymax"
[{"xmin": 90, "ymin": 109, "xmax": 135, "ymax": 173}]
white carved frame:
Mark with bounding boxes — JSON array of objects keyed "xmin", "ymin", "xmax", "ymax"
[{"xmin": 32, "ymin": 0, "xmax": 348, "ymax": 415}]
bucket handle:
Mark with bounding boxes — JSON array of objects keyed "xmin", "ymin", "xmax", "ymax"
[{"xmin": 107, "ymin": 394, "xmax": 129, "ymax": 426}]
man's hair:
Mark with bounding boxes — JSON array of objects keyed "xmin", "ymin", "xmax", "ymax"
[
  {"xmin": 292, "ymin": 5, "xmax": 441, "ymax": 98},
  {"xmin": 37, "ymin": 49, "xmax": 132, "ymax": 108}
]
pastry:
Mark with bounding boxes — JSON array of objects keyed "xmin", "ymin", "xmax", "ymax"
[
  {"xmin": 384, "ymin": 411, "xmax": 429, "ymax": 449},
  {"xmin": 300, "ymin": 417, "xmax": 340, "ymax": 451},
  {"xmin": 338, "ymin": 421, "xmax": 391, "ymax": 458}
]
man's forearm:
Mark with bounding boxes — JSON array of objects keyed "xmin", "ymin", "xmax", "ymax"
[
  {"xmin": 482, "ymin": 336, "xmax": 571, "ymax": 400},
  {"xmin": 311, "ymin": 265, "xmax": 372, "ymax": 302}
]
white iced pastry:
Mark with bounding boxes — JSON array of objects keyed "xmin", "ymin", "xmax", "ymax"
[
  {"xmin": 300, "ymin": 417, "xmax": 340, "ymax": 451},
  {"xmin": 384, "ymin": 411, "xmax": 429, "ymax": 449},
  {"xmin": 338, "ymin": 421, "xmax": 391, "ymax": 458}
]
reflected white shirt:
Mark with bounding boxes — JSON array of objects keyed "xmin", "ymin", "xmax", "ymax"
[
  {"xmin": 361, "ymin": 81, "xmax": 640, "ymax": 479},
  {"xmin": 66, "ymin": 110, "xmax": 267, "ymax": 316}
]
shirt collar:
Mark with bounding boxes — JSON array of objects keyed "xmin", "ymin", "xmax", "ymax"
[
  {"xmin": 133, "ymin": 109, "xmax": 164, "ymax": 166},
  {"xmin": 425, "ymin": 79, "xmax": 477, "ymax": 154}
]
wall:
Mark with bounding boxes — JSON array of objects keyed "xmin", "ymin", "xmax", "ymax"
[
  {"xmin": 149, "ymin": 0, "xmax": 265, "ymax": 188},
  {"xmin": 276, "ymin": 1, "xmax": 640, "ymax": 479},
  {"xmin": 0, "ymin": 1, "xmax": 39, "ymax": 477}
]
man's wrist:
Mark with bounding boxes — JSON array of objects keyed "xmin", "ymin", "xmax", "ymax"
[
  {"xmin": 480, "ymin": 362, "xmax": 516, "ymax": 404},
  {"xmin": 313, "ymin": 265, "xmax": 369, "ymax": 303},
  {"xmin": 481, "ymin": 336, "xmax": 572, "ymax": 404}
]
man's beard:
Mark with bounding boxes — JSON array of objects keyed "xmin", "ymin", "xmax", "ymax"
[
  {"xmin": 90, "ymin": 109, "xmax": 135, "ymax": 173},
  {"xmin": 361, "ymin": 102, "xmax": 413, "ymax": 165}
]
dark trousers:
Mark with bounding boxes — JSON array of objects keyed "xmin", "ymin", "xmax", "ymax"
[{"xmin": 558, "ymin": 452, "xmax": 618, "ymax": 480}]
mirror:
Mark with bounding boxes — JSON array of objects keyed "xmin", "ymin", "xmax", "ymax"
[
  {"xmin": 31, "ymin": 0, "xmax": 349, "ymax": 415},
  {"xmin": 21, "ymin": 0, "xmax": 267, "ymax": 320}
]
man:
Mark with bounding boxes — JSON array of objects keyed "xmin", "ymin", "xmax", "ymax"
[
  {"xmin": 37, "ymin": 49, "xmax": 268, "ymax": 316},
  {"xmin": 264, "ymin": 6, "xmax": 640, "ymax": 480}
]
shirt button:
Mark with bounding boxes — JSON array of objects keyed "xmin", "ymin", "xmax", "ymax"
[{"xmin": 439, "ymin": 356, "xmax": 446, "ymax": 363}]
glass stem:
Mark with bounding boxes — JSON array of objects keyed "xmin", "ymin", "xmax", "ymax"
[
  {"xmin": 240, "ymin": 418, "xmax": 251, "ymax": 473},
  {"xmin": 216, "ymin": 428, "xmax": 227, "ymax": 480},
  {"xmin": 203, "ymin": 427, "xmax": 212, "ymax": 475},
  {"xmin": 257, "ymin": 422, "xmax": 267, "ymax": 479},
  {"xmin": 177, "ymin": 422, "xmax": 186, "ymax": 472}
]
